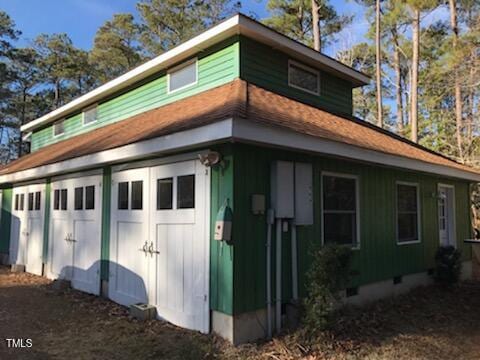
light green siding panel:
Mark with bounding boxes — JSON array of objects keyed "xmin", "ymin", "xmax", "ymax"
[
  {"xmin": 240, "ymin": 37, "xmax": 353, "ymax": 116},
  {"xmin": 231, "ymin": 144, "xmax": 473, "ymax": 315},
  {"xmin": 0, "ymin": 187, "xmax": 12, "ymax": 254},
  {"xmin": 31, "ymin": 38, "xmax": 240, "ymax": 151}
]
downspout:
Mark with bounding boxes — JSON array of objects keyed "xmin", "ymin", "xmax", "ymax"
[{"xmin": 275, "ymin": 218, "xmax": 282, "ymax": 334}]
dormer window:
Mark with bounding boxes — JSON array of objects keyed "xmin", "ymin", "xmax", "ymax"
[
  {"xmin": 288, "ymin": 60, "xmax": 320, "ymax": 95},
  {"xmin": 53, "ymin": 120, "xmax": 65, "ymax": 137},
  {"xmin": 167, "ymin": 59, "xmax": 197, "ymax": 93},
  {"xmin": 83, "ymin": 106, "xmax": 98, "ymax": 126}
]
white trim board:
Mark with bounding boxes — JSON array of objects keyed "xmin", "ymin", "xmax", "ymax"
[
  {"xmin": 437, "ymin": 183, "xmax": 457, "ymax": 247},
  {"xmin": 320, "ymin": 171, "xmax": 361, "ymax": 250},
  {"xmin": 2, "ymin": 117, "xmax": 480, "ymax": 185},
  {"xmin": 395, "ymin": 181, "xmax": 422, "ymax": 245},
  {"xmin": 21, "ymin": 14, "xmax": 369, "ymax": 133},
  {"xmin": 1, "ymin": 119, "xmax": 234, "ymax": 184}
]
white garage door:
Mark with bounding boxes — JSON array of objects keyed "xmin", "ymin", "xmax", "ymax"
[
  {"xmin": 110, "ymin": 160, "xmax": 210, "ymax": 333},
  {"xmin": 10, "ymin": 184, "xmax": 45, "ymax": 275},
  {"xmin": 48, "ymin": 175, "xmax": 102, "ymax": 295}
]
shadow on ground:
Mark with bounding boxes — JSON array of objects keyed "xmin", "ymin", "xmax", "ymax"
[{"xmin": 0, "ymin": 266, "xmax": 219, "ymax": 360}]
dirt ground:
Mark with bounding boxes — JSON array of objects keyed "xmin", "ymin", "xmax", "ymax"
[{"xmin": 1, "ymin": 266, "xmax": 480, "ymax": 360}]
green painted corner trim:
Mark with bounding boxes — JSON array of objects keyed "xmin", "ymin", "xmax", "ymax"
[
  {"xmin": 0, "ymin": 187, "xmax": 12, "ymax": 254},
  {"xmin": 42, "ymin": 180, "xmax": 51, "ymax": 262},
  {"xmin": 209, "ymin": 145, "xmax": 235, "ymax": 315},
  {"xmin": 100, "ymin": 166, "xmax": 112, "ymax": 281}
]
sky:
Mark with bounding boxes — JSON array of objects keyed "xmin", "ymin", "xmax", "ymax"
[{"xmin": 0, "ymin": 0, "xmax": 369, "ymax": 57}]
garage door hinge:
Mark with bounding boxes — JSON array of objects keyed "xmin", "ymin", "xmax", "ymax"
[
  {"xmin": 204, "ymin": 295, "xmax": 207, "ymax": 302},
  {"xmin": 205, "ymin": 168, "xmax": 209, "ymax": 175}
]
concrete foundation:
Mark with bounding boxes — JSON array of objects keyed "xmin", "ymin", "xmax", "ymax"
[
  {"xmin": 10, "ymin": 264, "xmax": 25, "ymax": 273},
  {"xmin": 212, "ymin": 307, "xmax": 274, "ymax": 345},
  {"xmin": 461, "ymin": 260, "xmax": 473, "ymax": 281},
  {"xmin": 213, "ymin": 261, "xmax": 473, "ymax": 345},
  {"xmin": 100, "ymin": 279, "xmax": 109, "ymax": 298}
]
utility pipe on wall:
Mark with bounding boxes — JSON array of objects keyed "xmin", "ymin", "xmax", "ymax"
[
  {"xmin": 275, "ymin": 218, "xmax": 282, "ymax": 334},
  {"xmin": 266, "ymin": 209, "xmax": 274, "ymax": 339},
  {"xmin": 291, "ymin": 223, "xmax": 298, "ymax": 302}
]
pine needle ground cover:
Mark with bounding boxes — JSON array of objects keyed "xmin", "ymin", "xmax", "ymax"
[{"xmin": 1, "ymin": 266, "xmax": 479, "ymax": 360}]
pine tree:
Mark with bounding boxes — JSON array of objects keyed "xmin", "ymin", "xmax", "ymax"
[
  {"xmin": 34, "ymin": 33, "xmax": 78, "ymax": 108},
  {"xmin": 90, "ymin": 13, "xmax": 145, "ymax": 83},
  {"xmin": 264, "ymin": 0, "xmax": 352, "ymax": 51},
  {"xmin": 137, "ymin": 0, "xmax": 240, "ymax": 56}
]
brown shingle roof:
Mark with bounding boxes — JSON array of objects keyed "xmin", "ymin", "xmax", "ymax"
[
  {"xmin": 1, "ymin": 79, "xmax": 478, "ymax": 177},
  {"xmin": 0, "ymin": 80, "xmax": 246, "ymax": 175}
]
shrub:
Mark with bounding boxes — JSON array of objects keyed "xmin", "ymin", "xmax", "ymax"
[
  {"xmin": 303, "ymin": 244, "xmax": 353, "ymax": 332},
  {"xmin": 434, "ymin": 246, "xmax": 462, "ymax": 286}
]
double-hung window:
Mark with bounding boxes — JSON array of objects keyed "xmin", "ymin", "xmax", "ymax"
[
  {"xmin": 396, "ymin": 182, "xmax": 421, "ymax": 244},
  {"xmin": 322, "ymin": 173, "xmax": 359, "ymax": 247}
]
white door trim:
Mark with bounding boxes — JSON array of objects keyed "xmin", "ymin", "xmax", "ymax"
[{"xmin": 438, "ymin": 183, "xmax": 456, "ymax": 247}]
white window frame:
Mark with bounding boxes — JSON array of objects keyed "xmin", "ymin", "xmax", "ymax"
[
  {"xmin": 53, "ymin": 119, "xmax": 65, "ymax": 137},
  {"xmin": 82, "ymin": 104, "xmax": 98, "ymax": 127},
  {"xmin": 167, "ymin": 58, "xmax": 198, "ymax": 94},
  {"xmin": 396, "ymin": 181, "xmax": 421, "ymax": 245},
  {"xmin": 321, "ymin": 171, "xmax": 361, "ymax": 250},
  {"xmin": 288, "ymin": 59, "xmax": 320, "ymax": 96}
]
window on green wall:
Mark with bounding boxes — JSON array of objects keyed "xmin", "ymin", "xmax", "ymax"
[
  {"xmin": 396, "ymin": 182, "xmax": 421, "ymax": 244},
  {"xmin": 83, "ymin": 106, "xmax": 98, "ymax": 126},
  {"xmin": 53, "ymin": 120, "xmax": 65, "ymax": 137},
  {"xmin": 322, "ymin": 173, "xmax": 359, "ymax": 247},
  {"xmin": 167, "ymin": 59, "xmax": 197, "ymax": 93},
  {"xmin": 288, "ymin": 60, "xmax": 320, "ymax": 95}
]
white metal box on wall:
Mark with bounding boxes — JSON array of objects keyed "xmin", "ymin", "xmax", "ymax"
[
  {"xmin": 294, "ymin": 162, "xmax": 313, "ymax": 225},
  {"xmin": 271, "ymin": 161, "xmax": 294, "ymax": 218}
]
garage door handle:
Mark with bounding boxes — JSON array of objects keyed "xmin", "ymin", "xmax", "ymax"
[
  {"xmin": 148, "ymin": 242, "xmax": 160, "ymax": 256},
  {"xmin": 139, "ymin": 241, "xmax": 148, "ymax": 253}
]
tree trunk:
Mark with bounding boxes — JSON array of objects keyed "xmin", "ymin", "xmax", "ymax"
[
  {"xmin": 449, "ymin": 0, "xmax": 464, "ymax": 162},
  {"xmin": 392, "ymin": 27, "xmax": 403, "ymax": 134},
  {"xmin": 467, "ymin": 59, "xmax": 475, "ymax": 143},
  {"xmin": 312, "ymin": 0, "xmax": 321, "ymax": 51},
  {"xmin": 410, "ymin": 8, "xmax": 420, "ymax": 143},
  {"xmin": 375, "ymin": 0, "xmax": 383, "ymax": 128},
  {"xmin": 17, "ymin": 89, "xmax": 27, "ymax": 158},
  {"xmin": 54, "ymin": 79, "xmax": 61, "ymax": 108}
]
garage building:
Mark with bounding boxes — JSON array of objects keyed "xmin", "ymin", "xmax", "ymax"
[{"xmin": 0, "ymin": 14, "xmax": 479, "ymax": 344}]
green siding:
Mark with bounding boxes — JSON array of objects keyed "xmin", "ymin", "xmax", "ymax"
[
  {"xmin": 31, "ymin": 37, "xmax": 241, "ymax": 151},
  {"xmin": 101, "ymin": 166, "xmax": 112, "ymax": 280},
  {"xmin": 30, "ymin": 35, "xmax": 354, "ymax": 151},
  {"xmin": 210, "ymin": 145, "xmax": 235, "ymax": 315},
  {"xmin": 231, "ymin": 143, "xmax": 473, "ymax": 315},
  {"xmin": 240, "ymin": 37, "xmax": 353, "ymax": 116},
  {"xmin": 0, "ymin": 187, "xmax": 12, "ymax": 254},
  {"xmin": 42, "ymin": 180, "xmax": 51, "ymax": 262}
]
